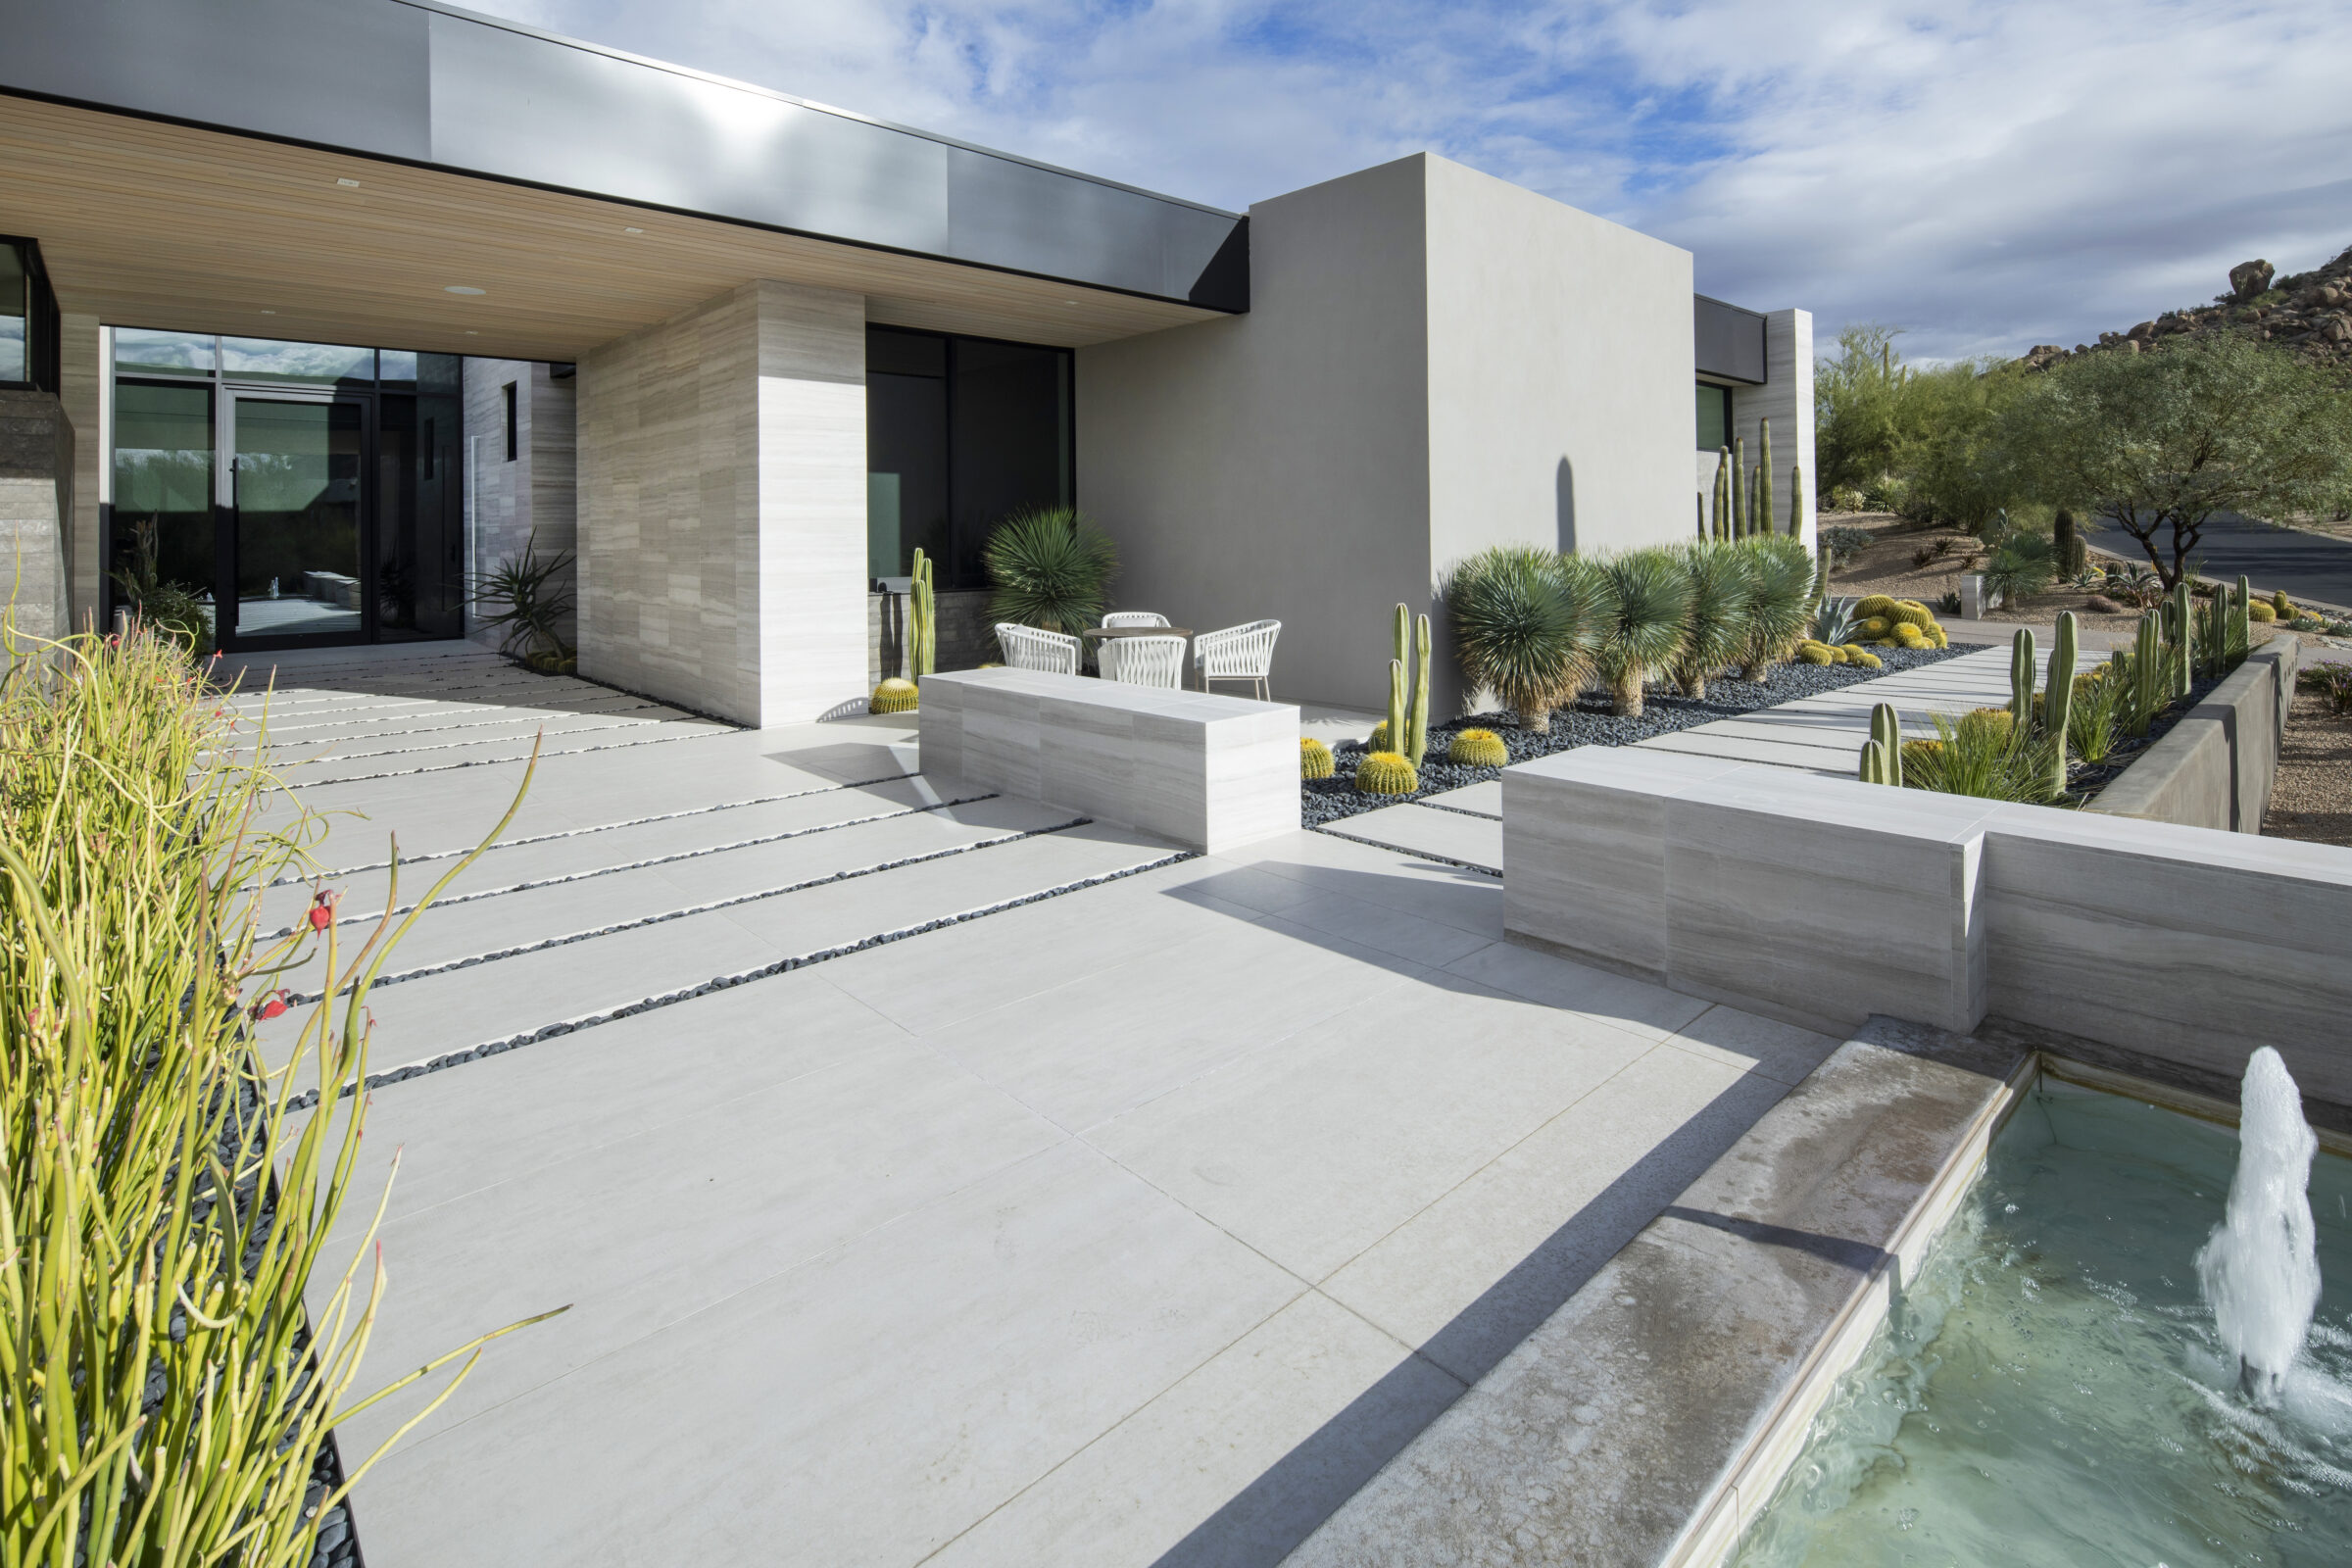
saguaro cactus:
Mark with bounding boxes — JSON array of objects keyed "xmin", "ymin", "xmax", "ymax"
[
  {"xmin": 2170, "ymin": 581, "xmax": 2193, "ymax": 698},
  {"xmin": 1871, "ymin": 702, "xmax": 1903, "ymax": 787},
  {"xmin": 1755, "ymin": 420, "xmax": 1774, "ymax": 541},
  {"xmin": 2233, "ymin": 573, "xmax": 2254, "ymax": 664},
  {"xmin": 2044, "ymin": 611, "xmax": 2078, "ymax": 794},
  {"xmin": 1712, "ymin": 448, "xmax": 1733, "ymax": 541},
  {"xmin": 2010, "ymin": 627, "xmax": 2036, "ymax": 723},
  {"xmin": 1788, "ymin": 464, "xmax": 1804, "ymax": 536}
]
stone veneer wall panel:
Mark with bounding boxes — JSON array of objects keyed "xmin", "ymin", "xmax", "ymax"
[
  {"xmin": 464, "ymin": 359, "xmax": 577, "ymax": 651},
  {"xmin": 0, "ymin": 390, "xmax": 74, "ymax": 642},
  {"xmin": 1726, "ymin": 309, "xmax": 1815, "ymax": 546},
  {"xmin": 577, "ymin": 280, "xmax": 865, "ymax": 724},
  {"xmin": 60, "ymin": 314, "xmax": 100, "ymax": 627}
]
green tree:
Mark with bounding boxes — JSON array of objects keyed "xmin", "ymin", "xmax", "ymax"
[
  {"xmin": 1813, "ymin": 324, "xmax": 1915, "ymax": 495},
  {"xmin": 1994, "ymin": 335, "xmax": 2352, "ymax": 589}
]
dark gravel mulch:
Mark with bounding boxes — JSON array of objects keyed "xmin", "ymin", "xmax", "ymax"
[{"xmin": 1305, "ymin": 644, "xmax": 1982, "ymax": 824}]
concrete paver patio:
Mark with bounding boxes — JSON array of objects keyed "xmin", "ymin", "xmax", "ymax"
[{"xmin": 228, "ymin": 644, "xmax": 1839, "ymax": 1567}]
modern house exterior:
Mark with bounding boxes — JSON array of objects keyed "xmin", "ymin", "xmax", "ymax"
[{"xmin": 0, "ymin": 0, "xmax": 1812, "ymax": 721}]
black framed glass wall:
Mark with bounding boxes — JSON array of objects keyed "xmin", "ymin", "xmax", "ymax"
[
  {"xmin": 1695, "ymin": 380, "xmax": 1734, "ymax": 452},
  {"xmin": 107, "ymin": 329, "xmax": 466, "ymax": 649},
  {"xmin": 866, "ymin": 326, "xmax": 1073, "ymax": 588},
  {"xmin": 0, "ymin": 235, "xmax": 61, "ymax": 393}
]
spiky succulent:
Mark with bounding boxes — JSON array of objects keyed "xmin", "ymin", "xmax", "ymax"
[
  {"xmin": 868, "ymin": 678, "xmax": 918, "ymax": 714},
  {"xmin": 1448, "ymin": 728, "xmax": 1509, "ymax": 767},
  {"xmin": 1300, "ymin": 738, "xmax": 1335, "ymax": 779},
  {"xmin": 1589, "ymin": 548, "xmax": 1693, "ymax": 717},
  {"xmin": 1354, "ymin": 750, "xmax": 1419, "ymax": 795},
  {"xmin": 1445, "ymin": 545, "xmax": 1603, "ymax": 729},
  {"xmin": 1670, "ymin": 542, "xmax": 1758, "ymax": 700},
  {"xmin": 1810, "ymin": 595, "xmax": 1865, "ymax": 648},
  {"xmin": 983, "ymin": 506, "xmax": 1119, "ymax": 635},
  {"xmin": 1735, "ymin": 534, "xmax": 1815, "ymax": 676}
]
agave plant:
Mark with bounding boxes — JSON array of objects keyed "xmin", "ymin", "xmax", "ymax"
[
  {"xmin": 1810, "ymin": 595, "xmax": 1866, "ymax": 647},
  {"xmin": 984, "ymin": 506, "xmax": 1119, "ymax": 634},
  {"xmin": 467, "ymin": 528, "xmax": 575, "ymax": 664},
  {"xmin": 1589, "ymin": 548, "xmax": 1693, "ymax": 717},
  {"xmin": 1446, "ymin": 545, "xmax": 1603, "ymax": 729},
  {"xmin": 1670, "ymin": 542, "xmax": 1756, "ymax": 700},
  {"xmin": 1735, "ymin": 534, "xmax": 1815, "ymax": 677}
]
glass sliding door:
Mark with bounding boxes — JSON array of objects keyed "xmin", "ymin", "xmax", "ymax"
[
  {"xmin": 111, "ymin": 380, "xmax": 217, "ymax": 638},
  {"xmin": 228, "ymin": 395, "xmax": 365, "ymax": 642}
]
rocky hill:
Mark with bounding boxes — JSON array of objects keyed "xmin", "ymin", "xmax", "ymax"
[{"xmin": 2019, "ymin": 246, "xmax": 2352, "ymax": 370}]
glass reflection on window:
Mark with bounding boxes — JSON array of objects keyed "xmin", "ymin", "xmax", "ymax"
[
  {"xmin": 114, "ymin": 328, "xmax": 217, "ymax": 378},
  {"xmin": 220, "ymin": 337, "xmax": 375, "ymax": 384},
  {"xmin": 0, "ymin": 243, "xmax": 25, "ymax": 383}
]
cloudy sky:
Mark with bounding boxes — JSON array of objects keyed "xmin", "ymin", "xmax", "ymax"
[{"xmin": 486, "ymin": 0, "xmax": 2352, "ymax": 365}]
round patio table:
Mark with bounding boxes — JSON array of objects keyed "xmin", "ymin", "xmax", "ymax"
[{"xmin": 1081, "ymin": 625, "xmax": 1194, "ymax": 688}]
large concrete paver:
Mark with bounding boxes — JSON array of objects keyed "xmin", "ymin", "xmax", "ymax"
[{"xmin": 1318, "ymin": 802, "xmax": 1504, "ymax": 872}]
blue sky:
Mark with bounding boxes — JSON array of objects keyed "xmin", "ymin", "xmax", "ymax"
[{"xmin": 488, "ymin": 0, "xmax": 2352, "ymax": 364}]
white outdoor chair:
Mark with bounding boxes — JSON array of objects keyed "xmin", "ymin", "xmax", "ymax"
[
  {"xmin": 995, "ymin": 622, "xmax": 1081, "ymax": 675},
  {"xmin": 1101, "ymin": 612, "xmax": 1170, "ymax": 628},
  {"xmin": 1097, "ymin": 633, "xmax": 1186, "ymax": 689},
  {"xmin": 1194, "ymin": 619, "xmax": 1281, "ymax": 700}
]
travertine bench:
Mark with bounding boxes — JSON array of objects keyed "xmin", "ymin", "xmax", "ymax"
[{"xmin": 917, "ymin": 668, "xmax": 1298, "ymax": 854}]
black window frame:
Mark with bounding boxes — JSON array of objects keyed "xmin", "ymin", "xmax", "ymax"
[
  {"xmin": 0, "ymin": 234, "xmax": 62, "ymax": 395},
  {"xmin": 865, "ymin": 324, "xmax": 1075, "ymax": 592},
  {"xmin": 502, "ymin": 380, "xmax": 518, "ymax": 462},
  {"xmin": 1695, "ymin": 379, "xmax": 1735, "ymax": 453}
]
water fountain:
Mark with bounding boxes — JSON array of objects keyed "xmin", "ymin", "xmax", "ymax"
[{"xmin": 2196, "ymin": 1046, "xmax": 2324, "ymax": 1406}]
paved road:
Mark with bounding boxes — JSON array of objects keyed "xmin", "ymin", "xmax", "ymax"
[{"xmin": 2083, "ymin": 511, "xmax": 2352, "ymax": 611}]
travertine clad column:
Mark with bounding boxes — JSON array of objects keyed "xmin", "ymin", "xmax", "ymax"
[
  {"xmin": 577, "ymin": 280, "xmax": 866, "ymax": 726},
  {"xmin": 1728, "ymin": 308, "xmax": 1815, "ymax": 546}
]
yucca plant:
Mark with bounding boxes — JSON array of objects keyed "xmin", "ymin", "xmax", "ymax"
[
  {"xmin": 2068, "ymin": 668, "xmax": 2125, "ymax": 763},
  {"xmin": 1445, "ymin": 545, "xmax": 1602, "ymax": 729},
  {"xmin": 1735, "ymin": 534, "xmax": 1816, "ymax": 677},
  {"xmin": 0, "ymin": 622, "xmax": 561, "ymax": 1568},
  {"xmin": 1589, "ymin": 548, "xmax": 1693, "ymax": 717},
  {"xmin": 983, "ymin": 506, "xmax": 1118, "ymax": 635},
  {"xmin": 467, "ymin": 527, "xmax": 576, "ymax": 666},
  {"xmin": 1670, "ymin": 542, "xmax": 1756, "ymax": 700}
]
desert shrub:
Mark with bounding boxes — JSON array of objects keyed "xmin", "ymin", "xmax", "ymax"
[
  {"xmin": 984, "ymin": 506, "xmax": 1119, "ymax": 634},
  {"xmin": 1819, "ymin": 525, "xmax": 1875, "ymax": 566},
  {"xmin": 1983, "ymin": 531, "xmax": 2057, "ymax": 604},
  {"xmin": 1670, "ymin": 542, "xmax": 1757, "ymax": 699},
  {"xmin": 2085, "ymin": 594, "xmax": 2123, "ymax": 613},
  {"xmin": 2298, "ymin": 663, "xmax": 2352, "ymax": 716},
  {"xmin": 1736, "ymin": 534, "xmax": 1817, "ymax": 674},
  {"xmin": 1936, "ymin": 589, "xmax": 1964, "ymax": 614},
  {"xmin": 1589, "ymin": 549, "xmax": 1693, "ymax": 717},
  {"xmin": 1446, "ymin": 545, "xmax": 1603, "ymax": 728},
  {"xmin": 1902, "ymin": 707, "xmax": 2061, "ymax": 803},
  {"xmin": 2068, "ymin": 667, "xmax": 2125, "ymax": 762}
]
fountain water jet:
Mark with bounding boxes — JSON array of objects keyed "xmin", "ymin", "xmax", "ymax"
[{"xmin": 2196, "ymin": 1046, "xmax": 2324, "ymax": 1405}]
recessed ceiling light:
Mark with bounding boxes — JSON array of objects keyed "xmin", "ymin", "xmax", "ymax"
[
  {"xmin": 444, "ymin": 285, "xmax": 487, "ymax": 295},
  {"xmin": 336, "ymin": 177, "xmax": 361, "ymax": 188},
  {"xmin": 260, "ymin": 310, "xmax": 275, "ymax": 315},
  {"xmin": 465, "ymin": 330, "xmax": 477, "ymax": 335},
  {"xmin": 624, "ymin": 226, "xmax": 644, "ymax": 235},
  {"xmin": 1064, "ymin": 300, "xmax": 1080, "ymax": 305}
]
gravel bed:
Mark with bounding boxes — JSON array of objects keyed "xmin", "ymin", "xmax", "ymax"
[{"xmin": 1304, "ymin": 644, "xmax": 1981, "ymax": 824}]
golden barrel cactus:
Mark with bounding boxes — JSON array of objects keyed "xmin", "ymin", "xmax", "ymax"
[
  {"xmin": 869, "ymin": 678, "xmax": 919, "ymax": 714},
  {"xmin": 1300, "ymin": 738, "xmax": 1336, "ymax": 779},
  {"xmin": 1843, "ymin": 645, "xmax": 1884, "ymax": 668},
  {"xmin": 1355, "ymin": 750, "xmax": 1420, "ymax": 795},
  {"xmin": 1448, "ymin": 728, "xmax": 1509, "ymax": 767}
]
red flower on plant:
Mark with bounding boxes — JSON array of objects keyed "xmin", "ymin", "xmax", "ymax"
[
  {"xmin": 254, "ymin": 991, "xmax": 290, "ymax": 1021},
  {"xmin": 308, "ymin": 891, "xmax": 339, "ymax": 930}
]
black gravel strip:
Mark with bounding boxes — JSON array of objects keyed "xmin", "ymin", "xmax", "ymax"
[
  {"xmin": 284, "ymin": 813, "xmax": 1081, "ymax": 1001},
  {"xmin": 1304, "ymin": 645, "xmax": 1982, "ymax": 824},
  {"xmin": 266, "ymin": 773, "xmax": 921, "ymax": 886},
  {"xmin": 1310, "ymin": 824, "xmax": 1502, "ymax": 878},
  {"xmin": 287, "ymin": 842, "xmax": 1196, "ymax": 1105},
  {"xmin": 272, "ymin": 792, "xmax": 999, "ymax": 938},
  {"xmin": 282, "ymin": 726, "xmax": 727, "ymax": 789}
]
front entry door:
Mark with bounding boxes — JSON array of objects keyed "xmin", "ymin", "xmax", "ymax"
[{"xmin": 225, "ymin": 394, "xmax": 367, "ymax": 647}]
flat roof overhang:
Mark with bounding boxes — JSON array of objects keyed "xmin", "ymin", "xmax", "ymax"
[{"xmin": 0, "ymin": 0, "xmax": 1245, "ymax": 360}]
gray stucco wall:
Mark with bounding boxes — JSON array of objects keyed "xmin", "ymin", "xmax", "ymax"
[
  {"xmin": 464, "ymin": 358, "xmax": 577, "ymax": 651},
  {"xmin": 576, "ymin": 279, "xmax": 868, "ymax": 725},
  {"xmin": 1075, "ymin": 156, "xmax": 1431, "ymax": 713},
  {"xmin": 1077, "ymin": 153, "xmax": 1700, "ymax": 714}
]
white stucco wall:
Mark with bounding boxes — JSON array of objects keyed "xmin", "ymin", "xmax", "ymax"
[
  {"xmin": 576, "ymin": 279, "xmax": 867, "ymax": 725},
  {"xmin": 1079, "ymin": 153, "xmax": 1702, "ymax": 714}
]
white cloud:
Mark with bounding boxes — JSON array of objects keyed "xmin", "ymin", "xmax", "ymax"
[{"xmin": 485, "ymin": 0, "xmax": 2352, "ymax": 362}]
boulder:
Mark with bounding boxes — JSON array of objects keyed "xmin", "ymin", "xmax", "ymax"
[
  {"xmin": 2128, "ymin": 320, "xmax": 2156, "ymax": 340},
  {"xmin": 2326, "ymin": 317, "xmax": 2352, "ymax": 344},
  {"xmin": 2230, "ymin": 259, "xmax": 2276, "ymax": 299}
]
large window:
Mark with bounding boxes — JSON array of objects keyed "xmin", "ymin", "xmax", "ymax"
[
  {"xmin": 866, "ymin": 326, "xmax": 1072, "ymax": 587},
  {"xmin": 1695, "ymin": 381, "xmax": 1733, "ymax": 453},
  {"xmin": 0, "ymin": 236, "xmax": 59, "ymax": 392}
]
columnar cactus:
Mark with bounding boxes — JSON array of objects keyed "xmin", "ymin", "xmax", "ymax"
[
  {"xmin": 2234, "ymin": 573, "xmax": 2254, "ymax": 664},
  {"xmin": 1406, "ymin": 612, "xmax": 1433, "ymax": 765},
  {"xmin": 909, "ymin": 547, "xmax": 937, "ymax": 678},
  {"xmin": 1788, "ymin": 464, "xmax": 1804, "ymax": 536},
  {"xmin": 1858, "ymin": 735, "xmax": 1892, "ymax": 785},
  {"xmin": 1712, "ymin": 448, "xmax": 1733, "ymax": 541},
  {"xmin": 2131, "ymin": 612, "xmax": 2163, "ymax": 736},
  {"xmin": 2170, "ymin": 581, "xmax": 2193, "ymax": 698},
  {"xmin": 1755, "ymin": 420, "xmax": 1774, "ymax": 541},
  {"xmin": 2044, "ymin": 612, "xmax": 2078, "ymax": 794},
  {"xmin": 1388, "ymin": 658, "xmax": 1405, "ymax": 763},
  {"xmin": 1732, "ymin": 435, "xmax": 1748, "ymax": 537},
  {"xmin": 1871, "ymin": 702, "xmax": 1904, "ymax": 787},
  {"xmin": 2010, "ymin": 627, "xmax": 2036, "ymax": 722}
]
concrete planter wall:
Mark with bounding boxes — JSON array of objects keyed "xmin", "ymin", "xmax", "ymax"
[
  {"xmin": 1501, "ymin": 745, "xmax": 2352, "ymax": 1109},
  {"xmin": 2085, "ymin": 640, "xmax": 2298, "ymax": 832}
]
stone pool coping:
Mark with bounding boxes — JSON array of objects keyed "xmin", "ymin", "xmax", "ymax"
[{"xmin": 1287, "ymin": 1014, "xmax": 2036, "ymax": 1567}]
